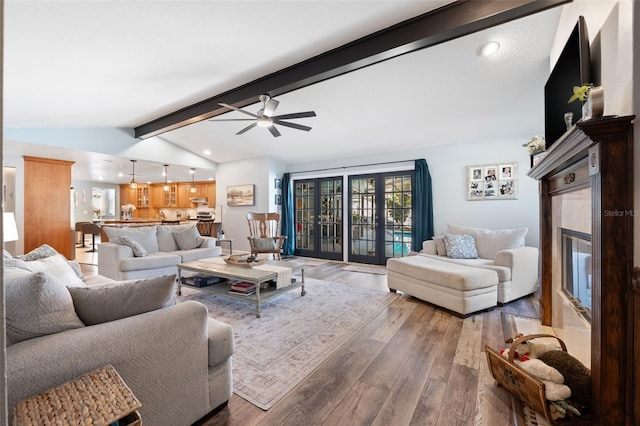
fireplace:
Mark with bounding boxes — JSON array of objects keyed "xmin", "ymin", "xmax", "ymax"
[
  {"xmin": 527, "ymin": 115, "xmax": 635, "ymax": 423},
  {"xmin": 561, "ymin": 228, "xmax": 592, "ymax": 322}
]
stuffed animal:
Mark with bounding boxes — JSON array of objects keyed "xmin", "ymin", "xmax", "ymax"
[
  {"xmin": 500, "ymin": 348, "xmax": 570, "ymax": 401},
  {"xmin": 500, "ymin": 349, "xmax": 564, "ymax": 383},
  {"xmin": 538, "ymin": 350, "xmax": 591, "ymax": 406}
]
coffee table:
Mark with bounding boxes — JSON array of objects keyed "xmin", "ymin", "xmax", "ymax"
[{"xmin": 177, "ymin": 258, "xmax": 305, "ymax": 318}]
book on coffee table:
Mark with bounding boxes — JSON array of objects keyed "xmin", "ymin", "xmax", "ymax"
[
  {"xmin": 230, "ymin": 281, "xmax": 256, "ymax": 293},
  {"xmin": 228, "ymin": 289, "xmax": 256, "ymax": 296}
]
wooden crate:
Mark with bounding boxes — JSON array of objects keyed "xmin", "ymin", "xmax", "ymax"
[{"xmin": 485, "ymin": 333, "xmax": 590, "ymax": 424}]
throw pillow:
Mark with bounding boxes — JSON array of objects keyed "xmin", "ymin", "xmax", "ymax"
[
  {"xmin": 443, "ymin": 233, "xmax": 478, "ymax": 259},
  {"xmin": 103, "ymin": 226, "xmax": 159, "ymax": 254},
  {"xmin": 447, "ymin": 224, "xmax": 527, "ymax": 259},
  {"xmin": 67, "ymin": 274, "xmax": 177, "ymax": 326},
  {"xmin": 474, "ymin": 227, "xmax": 528, "ymax": 259},
  {"xmin": 173, "ymin": 226, "xmax": 204, "ymax": 250},
  {"xmin": 5, "ymin": 270, "xmax": 85, "ymax": 345},
  {"xmin": 4, "ymin": 256, "xmax": 34, "ymax": 271},
  {"xmin": 17, "ymin": 243, "xmax": 59, "ymax": 261},
  {"xmin": 156, "ymin": 224, "xmax": 198, "ymax": 252},
  {"xmin": 432, "ymin": 236, "xmax": 447, "ymax": 256},
  {"xmin": 119, "ymin": 236, "xmax": 148, "ymax": 257},
  {"xmin": 67, "ymin": 260, "xmax": 85, "ymax": 280},
  {"xmin": 250, "ymin": 237, "xmax": 279, "ymax": 251},
  {"xmin": 25, "ymin": 253, "xmax": 86, "ymax": 288}
]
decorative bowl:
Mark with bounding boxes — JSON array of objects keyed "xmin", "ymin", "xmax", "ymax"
[{"xmin": 223, "ymin": 257, "xmax": 267, "ymax": 268}]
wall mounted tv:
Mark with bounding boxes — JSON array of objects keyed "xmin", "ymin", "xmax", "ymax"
[{"xmin": 544, "ymin": 16, "xmax": 591, "ymax": 148}]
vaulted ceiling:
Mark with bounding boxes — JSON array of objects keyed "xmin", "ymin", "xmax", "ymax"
[{"xmin": 3, "ymin": 1, "xmax": 563, "ymax": 184}]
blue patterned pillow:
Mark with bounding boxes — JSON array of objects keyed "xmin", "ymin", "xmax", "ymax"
[{"xmin": 443, "ymin": 233, "xmax": 478, "ymax": 259}]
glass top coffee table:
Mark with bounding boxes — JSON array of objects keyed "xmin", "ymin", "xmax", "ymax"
[{"xmin": 177, "ymin": 257, "xmax": 305, "ymax": 318}]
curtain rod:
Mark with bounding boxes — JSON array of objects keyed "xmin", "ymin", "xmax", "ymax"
[{"xmin": 288, "ymin": 159, "xmax": 415, "ymax": 175}]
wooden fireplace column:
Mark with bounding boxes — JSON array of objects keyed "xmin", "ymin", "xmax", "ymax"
[{"xmin": 528, "ymin": 115, "xmax": 635, "ymax": 425}]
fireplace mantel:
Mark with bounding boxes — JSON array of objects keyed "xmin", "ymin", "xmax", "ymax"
[{"xmin": 528, "ymin": 115, "xmax": 635, "ymax": 424}]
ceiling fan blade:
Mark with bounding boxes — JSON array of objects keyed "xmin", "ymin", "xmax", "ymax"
[
  {"xmin": 236, "ymin": 123, "xmax": 258, "ymax": 135},
  {"xmin": 272, "ymin": 111, "xmax": 316, "ymax": 120},
  {"xmin": 219, "ymin": 103, "xmax": 258, "ymax": 118},
  {"xmin": 274, "ymin": 120, "xmax": 312, "ymax": 132},
  {"xmin": 268, "ymin": 125, "xmax": 281, "ymax": 137},
  {"xmin": 209, "ymin": 118, "xmax": 255, "ymax": 122},
  {"xmin": 263, "ymin": 99, "xmax": 279, "ymax": 117}
]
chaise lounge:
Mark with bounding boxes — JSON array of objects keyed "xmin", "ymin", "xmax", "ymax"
[{"xmin": 387, "ymin": 225, "xmax": 539, "ymax": 316}]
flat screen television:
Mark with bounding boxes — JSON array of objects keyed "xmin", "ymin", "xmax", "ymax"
[{"xmin": 544, "ymin": 16, "xmax": 591, "ymax": 148}]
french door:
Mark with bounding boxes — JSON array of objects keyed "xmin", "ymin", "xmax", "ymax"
[
  {"xmin": 349, "ymin": 172, "xmax": 414, "ymax": 265},
  {"xmin": 294, "ymin": 177, "xmax": 343, "ymax": 260}
]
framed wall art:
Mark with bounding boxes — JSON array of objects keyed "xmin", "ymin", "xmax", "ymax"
[
  {"xmin": 227, "ymin": 184, "xmax": 255, "ymax": 206},
  {"xmin": 466, "ymin": 162, "xmax": 518, "ymax": 201}
]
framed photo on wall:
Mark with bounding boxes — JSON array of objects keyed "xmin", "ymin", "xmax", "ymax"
[
  {"xmin": 227, "ymin": 184, "xmax": 255, "ymax": 206},
  {"xmin": 467, "ymin": 162, "xmax": 518, "ymax": 201}
]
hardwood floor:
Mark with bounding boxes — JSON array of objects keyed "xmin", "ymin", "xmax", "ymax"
[{"xmin": 79, "ymin": 257, "xmax": 539, "ymax": 426}]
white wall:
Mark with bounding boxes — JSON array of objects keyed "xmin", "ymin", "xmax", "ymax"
[
  {"xmin": 215, "ymin": 157, "xmax": 285, "ymax": 253},
  {"xmin": 288, "ymin": 136, "xmax": 541, "ymax": 248},
  {"xmin": 71, "ymin": 180, "xmax": 120, "ymax": 223}
]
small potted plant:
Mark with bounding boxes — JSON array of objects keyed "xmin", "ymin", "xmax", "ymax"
[
  {"xmin": 568, "ymin": 83, "xmax": 592, "ymax": 104},
  {"xmin": 568, "ymin": 83, "xmax": 603, "ymax": 120}
]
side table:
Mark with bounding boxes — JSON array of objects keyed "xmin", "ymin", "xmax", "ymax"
[
  {"xmin": 217, "ymin": 238, "xmax": 234, "ymax": 255},
  {"xmin": 12, "ymin": 364, "xmax": 141, "ymax": 425}
]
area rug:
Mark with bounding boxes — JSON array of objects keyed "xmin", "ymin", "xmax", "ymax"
[
  {"xmin": 342, "ymin": 264, "xmax": 387, "ymax": 275},
  {"xmin": 287, "ymin": 257, "xmax": 331, "ymax": 267},
  {"xmin": 179, "ymin": 278, "xmax": 395, "ymax": 410}
]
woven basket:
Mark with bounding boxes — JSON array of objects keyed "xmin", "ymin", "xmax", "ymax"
[
  {"xmin": 12, "ymin": 364, "xmax": 142, "ymax": 426},
  {"xmin": 485, "ymin": 333, "xmax": 590, "ymax": 425}
]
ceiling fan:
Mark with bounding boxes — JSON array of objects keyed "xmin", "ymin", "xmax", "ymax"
[{"xmin": 210, "ymin": 95, "xmax": 316, "ymax": 137}]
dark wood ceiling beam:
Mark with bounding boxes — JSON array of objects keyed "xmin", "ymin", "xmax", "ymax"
[{"xmin": 135, "ymin": 0, "xmax": 570, "ymax": 139}]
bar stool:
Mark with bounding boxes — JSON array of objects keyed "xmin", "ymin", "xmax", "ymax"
[
  {"xmin": 81, "ymin": 223, "xmax": 101, "ymax": 252},
  {"xmin": 75, "ymin": 221, "xmax": 91, "ymax": 247}
]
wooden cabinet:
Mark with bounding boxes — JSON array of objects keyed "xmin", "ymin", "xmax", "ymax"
[
  {"xmin": 145, "ymin": 181, "xmax": 216, "ymax": 209},
  {"xmin": 206, "ymin": 182, "xmax": 216, "ymax": 207},
  {"xmin": 24, "ymin": 156, "xmax": 74, "ymax": 258},
  {"xmin": 136, "ymin": 186, "xmax": 150, "ymax": 207},
  {"xmin": 177, "ymin": 182, "xmax": 215, "ymax": 207}
]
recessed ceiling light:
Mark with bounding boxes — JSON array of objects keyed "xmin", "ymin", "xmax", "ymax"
[
  {"xmin": 203, "ymin": 149, "xmax": 211, "ymax": 156},
  {"xmin": 477, "ymin": 41, "xmax": 500, "ymax": 57}
]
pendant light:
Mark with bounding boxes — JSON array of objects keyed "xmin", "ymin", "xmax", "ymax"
[
  {"xmin": 129, "ymin": 160, "xmax": 138, "ymax": 189},
  {"xmin": 190, "ymin": 168, "xmax": 197, "ymax": 193},
  {"xmin": 163, "ymin": 164, "xmax": 170, "ymax": 191}
]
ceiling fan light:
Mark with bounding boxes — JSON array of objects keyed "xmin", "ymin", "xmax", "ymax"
[
  {"xmin": 257, "ymin": 118, "xmax": 273, "ymax": 127},
  {"xmin": 129, "ymin": 159, "xmax": 138, "ymax": 189}
]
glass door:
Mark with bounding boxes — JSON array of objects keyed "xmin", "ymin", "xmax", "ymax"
[
  {"xmin": 294, "ymin": 177, "xmax": 343, "ymax": 260},
  {"xmin": 349, "ymin": 172, "xmax": 414, "ymax": 265}
]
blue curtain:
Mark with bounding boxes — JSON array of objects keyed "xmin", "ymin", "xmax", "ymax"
[
  {"xmin": 280, "ymin": 173, "xmax": 295, "ymax": 256},
  {"xmin": 413, "ymin": 159, "xmax": 434, "ymax": 251}
]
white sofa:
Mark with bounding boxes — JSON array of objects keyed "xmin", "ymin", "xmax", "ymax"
[
  {"xmin": 386, "ymin": 225, "xmax": 539, "ymax": 316},
  {"xmin": 98, "ymin": 223, "xmax": 222, "ymax": 280}
]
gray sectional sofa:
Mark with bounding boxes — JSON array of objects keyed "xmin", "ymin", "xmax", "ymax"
[
  {"xmin": 387, "ymin": 225, "xmax": 539, "ymax": 316},
  {"xmin": 4, "ymin": 248, "xmax": 234, "ymax": 426},
  {"xmin": 98, "ymin": 223, "xmax": 222, "ymax": 280}
]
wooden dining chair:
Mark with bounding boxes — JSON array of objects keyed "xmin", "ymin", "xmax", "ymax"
[
  {"xmin": 196, "ymin": 219, "xmax": 215, "ymax": 236},
  {"xmin": 246, "ymin": 212, "xmax": 287, "ymax": 260}
]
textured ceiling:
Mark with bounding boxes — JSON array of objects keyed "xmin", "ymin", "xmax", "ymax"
[{"xmin": 3, "ymin": 1, "xmax": 562, "ymax": 183}]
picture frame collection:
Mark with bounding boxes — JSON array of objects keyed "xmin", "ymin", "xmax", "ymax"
[{"xmin": 467, "ymin": 162, "xmax": 518, "ymax": 201}]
